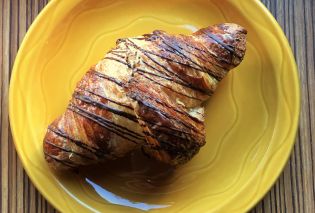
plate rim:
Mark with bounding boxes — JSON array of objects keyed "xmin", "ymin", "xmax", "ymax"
[{"xmin": 8, "ymin": 0, "xmax": 300, "ymax": 212}]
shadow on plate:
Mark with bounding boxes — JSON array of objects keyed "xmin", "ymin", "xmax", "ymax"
[{"xmin": 54, "ymin": 149, "xmax": 175, "ymax": 210}]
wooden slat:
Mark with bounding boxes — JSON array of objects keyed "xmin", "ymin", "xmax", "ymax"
[
  {"xmin": 0, "ymin": 0, "xmax": 314, "ymax": 212},
  {"xmin": 1, "ymin": 0, "xmax": 11, "ymax": 212}
]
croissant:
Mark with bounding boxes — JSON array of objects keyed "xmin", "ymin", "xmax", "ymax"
[{"xmin": 43, "ymin": 23, "xmax": 247, "ymax": 170}]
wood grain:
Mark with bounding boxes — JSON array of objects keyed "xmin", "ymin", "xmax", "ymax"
[{"xmin": 0, "ymin": 0, "xmax": 314, "ymax": 212}]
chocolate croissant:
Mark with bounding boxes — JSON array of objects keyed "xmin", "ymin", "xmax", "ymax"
[{"xmin": 43, "ymin": 23, "xmax": 247, "ymax": 170}]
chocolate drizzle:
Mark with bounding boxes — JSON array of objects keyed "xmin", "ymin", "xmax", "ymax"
[
  {"xmin": 68, "ymin": 104, "xmax": 145, "ymax": 144},
  {"xmin": 133, "ymin": 39, "xmax": 204, "ymax": 72},
  {"xmin": 91, "ymin": 70, "xmax": 124, "ymax": 87},
  {"xmin": 141, "ymin": 122, "xmax": 199, "ymax": 145},
  {"xmin": 109, "ymin": 51, "xmax": 125, "ymax": 59},
  {"xmin": 138, "ymin": 62, "xmax": 211, "ymax": 97},
  {"xmin": 130, "ymin": 93, "xmax": 199, "ymax": 133},
  {"xmin": 44, "ymin": 151, "xmax": 76, "ymax": 168},
  {"xmin": 80, "ymin": 88, "xmax": 133, "ymax": 110},
  {"xmin": 44, "ymin": 140, "xmax": 94, "ymax": 160},
  {"xmin": 139, "ymin": 90, "xmax": 203, "ymax": 124},
  {"xmin": 180, "ymin": 36, "xmax": 231, "ymax": 66},
  {"xmin": 141, "ymin": 128, "xmax": 201, "ymax": 159},
  {"xmin": 139, "ymin": 119, "xmax": 202, "ymax": 138},
  {"xmin": 134, "ymin": 71, "xmax": 203, "ymax": 101},
  {"xmin": 104, "ymin": 56, "xmax": 131, "ymax": 68},
  {"xmin": 125, "ymin": 39, "xmax": 211, "ymax": 95},
  {"xmin": 204, "ymin": 32, "xmax": 234, "ymax": 51},
  {"xmin": 48, "ymin": 126, "xmax": 108, "ymax": 158},
  {"xmin": 203, "ymin": 31, "xmax": 242, "ymax": 59},
  {"xmin": 150, "ymin": 32, "xmax": 225, "ymax": 80},
  {"xmin": 74, "ymin": 93, "xmax": 138, "ymax": 123}
]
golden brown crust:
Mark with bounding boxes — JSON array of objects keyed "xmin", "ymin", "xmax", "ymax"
[{"xmin": 43, "ymin": 23, "xmax": 247, "ymax": 169}]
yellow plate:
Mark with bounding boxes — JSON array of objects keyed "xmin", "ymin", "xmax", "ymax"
[{"xmin": 9, "ymin": 0, "xmax": 300, "ymax": 212}]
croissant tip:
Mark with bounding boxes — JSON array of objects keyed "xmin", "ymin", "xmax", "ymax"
[{"xmin": 216, "ymin": 23, "xmax": 247, "ymax": 34}]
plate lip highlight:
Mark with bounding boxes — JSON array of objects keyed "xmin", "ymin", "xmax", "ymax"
[{"xmin": 8, "ymin": 0, "xmax": 301, "ymax": 212}]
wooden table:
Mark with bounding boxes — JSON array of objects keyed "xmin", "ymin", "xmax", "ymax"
[{"xmin": 1, "ymin": 0, "xmax": 314, "ymax": 212}]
